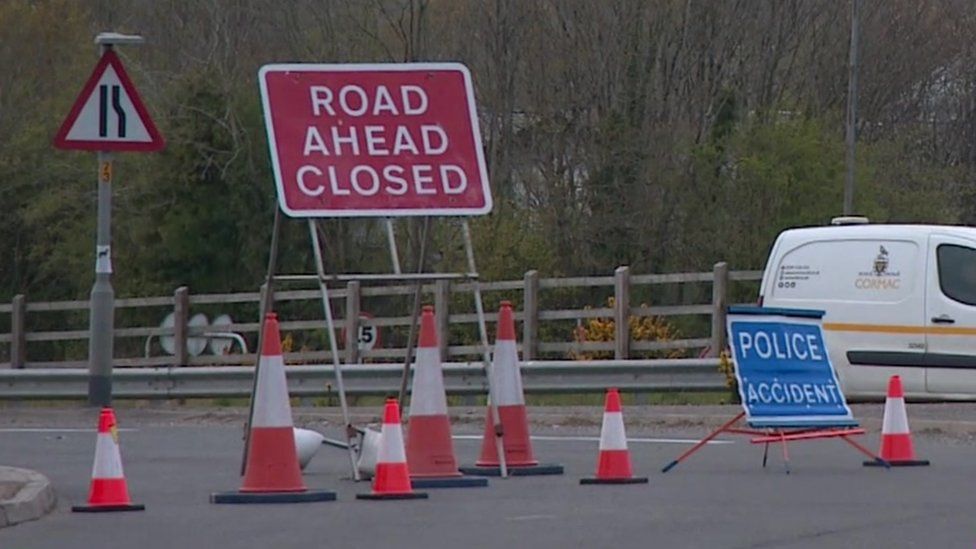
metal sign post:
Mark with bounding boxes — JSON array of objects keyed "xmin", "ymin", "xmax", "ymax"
[
  {"xmin": 88, "ymin": 150, "xmax": 115, "ymax": 405},
  {"xmin": 53, "ymin": 32, "xmax": 165, "ymax": 406}
]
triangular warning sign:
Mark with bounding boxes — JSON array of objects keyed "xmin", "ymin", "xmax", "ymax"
[{"xmin": 53, "ymin": 49, "xmax": 164, "ymax": 152}]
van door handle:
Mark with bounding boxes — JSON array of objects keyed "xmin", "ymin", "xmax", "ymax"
[{"xmin": 931, "ymin": 315, "xmax": 956, "ymax": 324}]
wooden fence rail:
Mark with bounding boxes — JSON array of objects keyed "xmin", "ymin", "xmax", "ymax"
[{"xmin": 0, "ymin": 264, "xmax": 762, "ymax": 369}]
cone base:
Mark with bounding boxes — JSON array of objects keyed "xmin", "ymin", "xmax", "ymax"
[
  {"xmin": 72, "ymin": 503, "xmax": 145, "ymax": 513},
  {"xmin": 863, "ymin": 459, "xmax": 929, "ymax": 467},
  {"xmin": 410, "ymin": 476, "xmax": 489, "ymax": 489},
  {"xmin": 210, "ymin": 489, "xmax": 336, "ymax": 504},
  {"xmin": 580, "ymin": 477, "xmax": 649, "ymax": 485},
  {"xmin": 459, "ymin": 463, "xmax": 564, "ymax": 477},
  {"xmin": 356, "ymin": 492, "xmax": 429, "ymax": 500}
]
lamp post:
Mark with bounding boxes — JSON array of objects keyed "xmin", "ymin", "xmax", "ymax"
[{"xmin": 87, "ymin": 32, "xmax": 145, "ymax": 406}]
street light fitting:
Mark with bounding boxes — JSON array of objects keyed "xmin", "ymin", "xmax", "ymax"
[{"xmin": 94, "ymin": 32, "xmax": 145, "ymax": 46}]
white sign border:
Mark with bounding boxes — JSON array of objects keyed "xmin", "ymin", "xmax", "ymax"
[
  {"xmin": 258, "ymin": 62, "xmax": 493, "ymax": 218},
  {"xmin": 726, "ymin": 309, "xmax": 856, "ymax": 428}
]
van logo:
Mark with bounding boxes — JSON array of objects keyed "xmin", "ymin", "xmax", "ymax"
[
  {"xmin": 873, "ymin": 246, "xmax": 889, "ymax": 276},
  {"xmin": 855, "ymin": 245, "xmax": 901, "ymax": 290}
]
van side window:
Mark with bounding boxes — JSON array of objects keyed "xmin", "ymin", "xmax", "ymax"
[{"xmin": 937, "ymin": 244, "xmax": 976, "ymax": 306}]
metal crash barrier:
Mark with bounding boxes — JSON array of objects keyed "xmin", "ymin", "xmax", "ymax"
[{"xmin": 0, "ymin": 359, "xmax": 724, "ymax": 400}]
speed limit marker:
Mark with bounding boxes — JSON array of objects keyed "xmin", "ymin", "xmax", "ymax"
[{"xmin": 342, "ymin": 312, "xmax": 381, "ymax": 352}]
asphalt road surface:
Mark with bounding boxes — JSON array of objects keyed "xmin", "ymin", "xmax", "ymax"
[{"xmin": 1, "ymin": 404, "xmax": 974, "ymax": 548}]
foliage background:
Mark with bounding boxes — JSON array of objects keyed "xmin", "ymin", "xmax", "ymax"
[{"xmin": 2, "ymin": 0, "xmax": 974, "ymax": 304}]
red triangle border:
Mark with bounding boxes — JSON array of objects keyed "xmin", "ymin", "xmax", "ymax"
[{"xmin": 53, "ymin": 49, "xmax": 165, "ymax": 152}]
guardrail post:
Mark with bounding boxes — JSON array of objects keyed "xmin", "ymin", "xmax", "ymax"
[
  {"xmin": 435, "ymin": 279, "xmax": 450, "ymax": 362},
  {"xmin": 173, "ymin": 286, "xmax": 189, "ymax": 367},
  {"xmin": 10, "ymin": 294, "xmax": 26, "ymax": 369},
  {"xmin": 710, "ymin": 262, "xmax": 729, "ymax": 357},
  {"xmin": 523, "ymin": 270, "xmax": 539, "ymax": 360},
  {"xmin": 346, "ymin": 281, "xmax": 361, "ymax": 364},
  {"xmin": 614, "ymin": 266, "xmax": 630, "ymax": 359}
]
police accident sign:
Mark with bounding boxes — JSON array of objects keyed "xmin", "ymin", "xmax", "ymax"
[
  {"xmin": 727, "ymin": 307, "xmax": 855, "ymax": 427},
  {"xmin": 258, "ymin": 63, "xmax": 491, "ymax": 217}
]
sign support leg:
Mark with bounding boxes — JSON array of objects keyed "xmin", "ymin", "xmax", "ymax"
[
  {"xmin": 309, "ymin": 220, "xmax": 361, "ymax": 481},
  {"xmin": 662, "ymin": 411, "xmax": 745, "ymax": 473},
  {"xmin": 780, "ymin": 431, "xmax": 791, "ymax": 474},
  {"xmin": 397, "ymin": 216, "xmax": 431, "ymax": 406},
  {"xmin": 88, "ymin": 151, "xmax": 115, "ymax": 406},
  {"xmin": 240, "ymin": 207, "xmax": 282, "ymax": 475},
  {"xmin": 384, "ymin": 218, "xmax": 402, "ymax": 275},
  {"xmin": 462, "ymin": 220, "xmax": 507, "ymax": 478}
]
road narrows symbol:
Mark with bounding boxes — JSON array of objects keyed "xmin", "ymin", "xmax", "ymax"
[{"xmin": 97, "ymin": 85, "xmax": 127, "ymax": 139}]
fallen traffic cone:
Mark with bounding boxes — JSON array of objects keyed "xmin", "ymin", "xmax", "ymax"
[
  {"xmin": 357, "ymin": 398, "xmax": 429, "ymax": 500},
  {"xmin": 212, "ymin": 313, "xmax": 336, "ymax": 503},
  {"xmin": 580, "ymin": 388, "xmax": 648, "ymax": 485},
  {"xmin": 406, "ymin": 306, "xmax": 487, "ymax": 488},
  {"xmin": 459, "ymin": 301, "xmax": 564, "ymax": 477},
  {"xmin": 864, "ymin": 375, "xmax": 929, "ymax": 467},
  {"xmin": 72, "ymin": 407, "xmax": 145, "ymax": 512}
]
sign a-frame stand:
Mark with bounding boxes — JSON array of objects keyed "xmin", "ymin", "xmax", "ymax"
[
  {"xmin": 243, "ymin": 63, "xmax": 508, "ymax": 480},
  {"xmin": 662, "ymin": 307, "xmax": 888, "ymax": 474}
]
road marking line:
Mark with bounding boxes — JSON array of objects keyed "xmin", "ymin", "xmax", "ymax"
[
  {"xmin": 506, "ymin": 514, "xmax": 557, "ymax": 522},
  {"xmin": 452, "ymin": 434, "xmax": 731, "ymax": 445},
  {"xmin": 0, "ymin": 428, "xmax": 138, "ymax": 433}
]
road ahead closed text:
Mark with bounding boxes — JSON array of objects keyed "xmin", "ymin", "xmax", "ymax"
[{"xmin": 259, "ymin": 64, "xmax": 491, "ymax": 217}]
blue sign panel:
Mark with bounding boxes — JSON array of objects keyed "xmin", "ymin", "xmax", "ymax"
[{"xmin": 727, "ymin": 307, "xmax": 855, "ymax": 428}]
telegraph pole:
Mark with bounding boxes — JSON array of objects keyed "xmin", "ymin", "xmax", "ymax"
[{"xmin": 844, "ymin": 0, "xmax": 862, "ymax": 215}]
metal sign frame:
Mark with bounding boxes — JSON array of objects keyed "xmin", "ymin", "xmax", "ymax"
[{"xmin": 242, "ymin": 211, "xmax": 509, "ymax": 480}]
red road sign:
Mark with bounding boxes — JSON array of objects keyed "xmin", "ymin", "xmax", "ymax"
[
  {"xmin": 259, "ymin": 63, "xmax": 491, "ymax": 217},
  {"xmin": 53, "ymin": 49, "xmax": 164, "ymax": 152}
]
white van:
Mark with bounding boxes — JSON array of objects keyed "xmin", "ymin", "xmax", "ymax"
[{"xmin": 759, "ymin": 218, "xmax": 976, "ymax": 400}]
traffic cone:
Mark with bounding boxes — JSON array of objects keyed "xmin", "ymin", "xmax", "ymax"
[
  {"xmin": 357, "ymin": 398, "xmax": 429, "ymax": 500},
  {"xmin": 406, "ymin": 306, "xmax": 487, "ymax": 488},
  {"xmin": 459, "ymin": 301, "xmax": 564, "ymax": 477},
  {"xmin": 864, "ymin": 375, "xmax": 930, "ymax": 467},
  {"xmin": 212, "ymin": 313, "xmax": 336, "ymax": 503},
  {"xmin": 580, "ymin": 388, "xmax": 648, "ymax": 485},
  {"xmin": 72, "ymin": 407, "xmax": 145, "ymax": 512}
]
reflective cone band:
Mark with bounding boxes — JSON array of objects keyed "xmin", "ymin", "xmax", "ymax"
[
  {"xmin": 72, "ymin": 408, "xmax": 145, "ymax": 512},
  {"xmin": 212, "ymin": 314, "xmax": 335, "ymax": 503},
  {"xmin": 866, "ymin": 375, "xmax": 929, "ymax": 467},
  {"xmin": 461, "ymin": 301, "xmax": 563, "ymax": 476},
  {"xmin": 580, "ymin": 389, "xmax": 648, "ymax": 485},
  {"xmin": 406, "ymin": 307, "xmax": 488, "ymax": 489},
  {"xmin": 357, "ymin": 398, "xmax": 429, "ymax": 500}
]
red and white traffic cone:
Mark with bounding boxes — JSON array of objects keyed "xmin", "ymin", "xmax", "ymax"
[
  {"xmin": 358, "ymin": 398, "xmax": 429, "ymax": 500},
  {"xmin": 460, "ymin": 301, "xmax": 564, "ymax": 476},
  {"xmin": 72, "ymin": 407, "xmax": 144, "ymax": 512},
  {"xmin": 864, "ymin": 375, "xmax": 929, "ymax": 467},
  {"xmin": 212, "ymin": 313, "xmax": 336, "ymax": 503},
  {"xmin": 581, "ymin": 388, "xmax": 648, "ymax": 485},
  {"xmin": 406, "ymin": 306, "xmax": 487, "ymax": 488}
]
